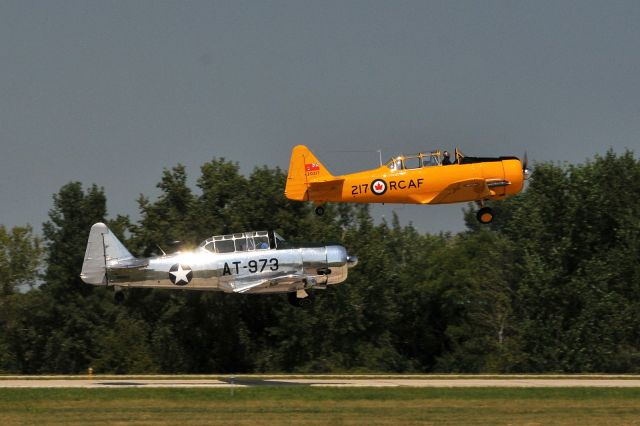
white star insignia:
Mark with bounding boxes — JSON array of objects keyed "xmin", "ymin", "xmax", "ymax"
[{"xmin": 170, "ymin": 264, "xmax": 191, "ymax": 284}]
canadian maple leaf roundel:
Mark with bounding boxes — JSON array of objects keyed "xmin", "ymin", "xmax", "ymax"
[{"xmin": 371, "ymin": 179, "xmax": 387, "ymax": 195}]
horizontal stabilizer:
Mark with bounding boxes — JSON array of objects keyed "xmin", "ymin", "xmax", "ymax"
[
  {"xmin": 109, "ymin": 258, "xmax": 149, "ymax": 269},
  {"xmin": 308, "ymin": 178, "xmax": 345, "ymax": 195}
]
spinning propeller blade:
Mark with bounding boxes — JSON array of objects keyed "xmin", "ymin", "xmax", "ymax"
[{"xmin": 522, "ymin": 151, "xmax": 531, "ymax": 179}]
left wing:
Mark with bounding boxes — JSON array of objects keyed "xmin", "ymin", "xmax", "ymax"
[
  {"xmin": 428, "ymin": 178, "xmax": 491, "ymax": 204},
  {"xmin": 231, "ymin": 274, "xmax": 318, "ymax": 293}
]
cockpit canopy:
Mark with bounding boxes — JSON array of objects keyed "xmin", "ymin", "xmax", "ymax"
[
  {"xmin": 199, "ymin": 231, "xmax": 286, "ymax": 254},
  {"xmin": 385, "ymin": 150, "xmax": 444, "ymax": 170}
]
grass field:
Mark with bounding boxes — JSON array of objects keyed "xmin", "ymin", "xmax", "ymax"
[{"xmin": 2, "ymin": 387, "xmax": 640, "ymax": 425}]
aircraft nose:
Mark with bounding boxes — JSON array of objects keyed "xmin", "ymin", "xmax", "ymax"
[
  {"xmin": 325, "ymin": 246, "xmax": 357, "ymax": 269},
  {"xmin": 505, "ymin": 159, "xmax": 525, "ymax": 195}
]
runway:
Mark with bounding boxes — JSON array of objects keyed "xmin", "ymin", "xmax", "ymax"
[{"xmin": 3, "ymin": 376, "xmax": 640, "ymax": 388}]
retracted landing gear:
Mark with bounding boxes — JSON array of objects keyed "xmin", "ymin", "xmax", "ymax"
[
  {"xmin": 476, "ymin": 206, "xmax": 494, "ymax": 224},
  {"xmin": 288, "ymin": 290, "xmax": 316, "ymax": 308}
]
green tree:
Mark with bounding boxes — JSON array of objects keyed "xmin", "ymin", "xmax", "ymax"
[
  {"xmin": 485, "ymin": 150, "xmax": 640, "ymax": 372},
  {"xmin": 430, "ymin": 230, "xmax": 523, "ymax": 372},
  {"xmin": 35, "ymin": 182, "xmax": 113, "ymax": 373},
  {"xmin": 133, "ymin": 165, "xmax": 197, "ymax": 256},
  {"xmin": 0, "ymin": 225, "xmax": 43, "ymax": 296}
]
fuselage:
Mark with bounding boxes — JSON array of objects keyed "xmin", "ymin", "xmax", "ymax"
[
  {"xmin": 307, "ymin": 157, "xmax": 524, "ymax": 205},
  {"xmin": 106, "ymin": 244, "xmax": 351, "ymax": 294}
]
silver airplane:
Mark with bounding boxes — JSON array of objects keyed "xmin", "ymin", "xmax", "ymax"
[{"xmin": 80, "ymin": 223, "xmax": 357, "ymax": 306}]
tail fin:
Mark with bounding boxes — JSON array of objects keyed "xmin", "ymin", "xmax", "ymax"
[
  {"xmin": 80, "ymin": 222, "xmax": 136, "ymax": 285},
  {"xmin": 285, "ymin": 145, "xmax": 335, "ymax": 201}
]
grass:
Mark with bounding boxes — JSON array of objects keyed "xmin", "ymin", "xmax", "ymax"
[{"xmin": 1, "ymin": 387, "xmax": 640, "ymax": 425}]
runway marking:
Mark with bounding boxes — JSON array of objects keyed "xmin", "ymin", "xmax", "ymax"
[{"xmin": 3, "ymin": 377, "xmax": 640, "ymax": 388}]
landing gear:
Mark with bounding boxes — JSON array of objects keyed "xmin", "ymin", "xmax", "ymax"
[
  {"xmin": 314, "ymin": 205, "xmax": 325, "ymax": 216},
  {"xmin": 288, "ymin": 290, "xmax": 315, "ymax": 308},
  {"xmin": 114, "ymin": 289, "xmax": 125, "ymax": 304},
  {"xmin": 476, "ymin": 206, "xmax": 494, "ymax": 224}
]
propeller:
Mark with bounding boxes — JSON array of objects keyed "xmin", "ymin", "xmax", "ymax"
[{"xmin": 522, "ymin": 151, "xmax": 531, "ymax": 179}]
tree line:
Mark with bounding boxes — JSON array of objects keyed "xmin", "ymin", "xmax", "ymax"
[{"xmin": 1, "ymin": 150, "xmax": 639, "ymax": 374}]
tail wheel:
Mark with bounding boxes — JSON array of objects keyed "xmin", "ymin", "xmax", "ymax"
[
  {"xmin": 314, "ymin": 205, "xmax": 325, "ymax": 216},
  {"xmin": 476, "ymin": 207, "xmax": 494, "ymax": 224}
]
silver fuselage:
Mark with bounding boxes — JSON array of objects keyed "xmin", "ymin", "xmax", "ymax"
[{"xmin": 107, "ymin": 245, "xmax": 350, "ymax": 294}]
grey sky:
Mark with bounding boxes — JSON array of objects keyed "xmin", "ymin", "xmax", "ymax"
[{"xmin": 1, "ymin": 0, "xmax": 639, "ymax": 234}]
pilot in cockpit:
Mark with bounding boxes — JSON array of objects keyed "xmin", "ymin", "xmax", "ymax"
[{"xmin": 442, "ymin": 151, "xmax": 452, "ymax": 165}]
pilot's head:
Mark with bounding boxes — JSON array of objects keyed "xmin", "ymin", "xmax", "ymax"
[{"xmin": 443, "ymin": 151, "xmax": 450, "ymax": 157}]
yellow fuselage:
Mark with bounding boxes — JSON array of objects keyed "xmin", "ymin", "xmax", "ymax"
[{"xmin": 306, "ymin": 159, "xmax": 524, "ymax": 205}]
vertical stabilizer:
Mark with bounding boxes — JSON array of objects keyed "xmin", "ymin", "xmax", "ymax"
[
  {"xmin": 285, "ymin": 145, "xmax": 335, "ymax": 201},
  {"xmin": 80, "ymin": 222, "xmax": 135, "ymax": 285}
]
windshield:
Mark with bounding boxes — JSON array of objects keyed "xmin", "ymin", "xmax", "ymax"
[{"xmin": 386, "ymin": 158, "xmax": 403, "ymax": 170}]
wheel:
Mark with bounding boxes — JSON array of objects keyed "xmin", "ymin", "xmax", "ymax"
[
  {"xmin": 114, "ymin": 290, "xmax": 125, "ymax": 304},
  {"xmin": 476, "ymin": 206, "xmax": 494, "ymax": 224},
  {"xmin": 287, "ymin": 291, "xmax": 315, "ymax": 308},
  {"xmin": 298, "ymin": 291, "xmax": 315, "ymax": 308},
  {"xmin": 287, "ymin": 291, "xmax": 300, "ymax": 307},
  {"xmin": 314, "ymin": 206, "xmax": 325, "ymax": 216}
]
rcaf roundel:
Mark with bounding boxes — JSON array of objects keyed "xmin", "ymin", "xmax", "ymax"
[{"xmin": 371, "ymin": 179, "xmax": 387, "ymax": 195}]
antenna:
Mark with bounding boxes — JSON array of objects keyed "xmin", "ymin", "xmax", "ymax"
[{"xmin": 325, "ymin": 149, "xmax": 383, "ymax": 166}]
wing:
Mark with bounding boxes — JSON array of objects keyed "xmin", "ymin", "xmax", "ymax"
[
  {"xmin": 231, "ymin": 274, "xmax": 315, "ymax": 293},
  {"xmin": 428, "ymin": 178, "xmax": 492, "ymax": 204}
]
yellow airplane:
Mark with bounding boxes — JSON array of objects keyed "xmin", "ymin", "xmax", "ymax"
[{"xmin": 285, "ymin": 145, "xmax": 528, "ymax": 224}]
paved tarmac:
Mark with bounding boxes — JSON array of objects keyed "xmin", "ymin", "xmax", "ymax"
[{"xmin": 2, "ymin": 376, "xmax": 640, "ymax": 388}]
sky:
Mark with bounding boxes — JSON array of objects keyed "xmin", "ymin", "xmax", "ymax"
[{"xmin": 1, "ymin": 0, "xmax": 639, "ymax": 235}]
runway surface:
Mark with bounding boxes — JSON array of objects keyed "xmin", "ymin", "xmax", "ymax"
[{"xmin": 3, "ymin": 376, "xmax": 640, "ymax": 388}]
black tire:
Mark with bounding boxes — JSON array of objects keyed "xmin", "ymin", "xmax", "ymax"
[
  {"xmin": 114, "ymin": 290, "xmax": 125, "ymax": 304},
  {"xmin": 476, "ymin": 206, "xmax": 494, "ymax": 224},
  {"xmin": 315, "ymin": 206, "xmax": 325, "ymax": 216},
  {"xmin": 287, "ymin": 291, "xmax": 315, "ymax": 308}
]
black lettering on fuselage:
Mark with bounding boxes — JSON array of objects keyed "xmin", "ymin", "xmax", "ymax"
[
  {"xmin": 223, "ymin": 258, "xmax": 280, "ymax": 276},
  {"xmin": 387, "ymin": 178, "xmax": 424, "ymax": 192}
]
